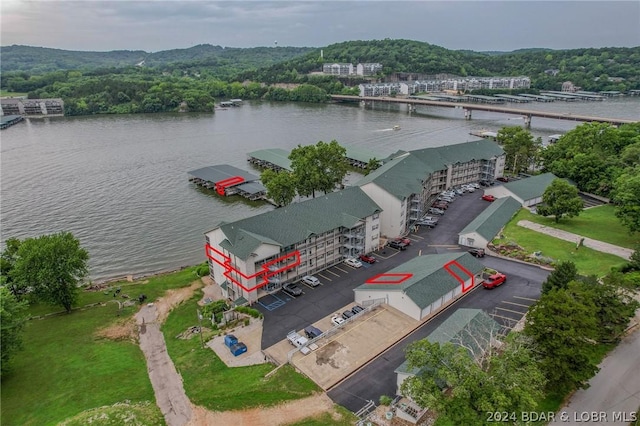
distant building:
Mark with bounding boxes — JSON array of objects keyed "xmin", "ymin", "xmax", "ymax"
[
  {"xmin": 356, "ymin": 63, "xmax": 383, "ymax": 76},
  {"xmin": 561, "ymin": 81, "xmax": 579, "ymax": 93},
  {"xmin": 359, "ymin": 76, "xmax": 531, "ymax": 97},
  {"xmin": 322, "ymin": 63, "xmax": 354, "ymax": 76},
  {"xmin": 0, "ymin": 98, "xmax": 64, "ymax": 116},
  {"xmin": 544, "ymin": 69, "xmax": 560, "ymax": 76}
]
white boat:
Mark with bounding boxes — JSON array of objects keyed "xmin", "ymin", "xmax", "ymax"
[{"xmin": 393, "ymin": 125, "xmax": 401, "ymax": 130}]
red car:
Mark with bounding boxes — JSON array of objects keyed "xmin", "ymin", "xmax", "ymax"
[
  {"xmin": 483, "ymin": 273, "xmax": 506, "ymax": 289},
  {"xmin": 496, "ymin": 177, "xmax": 509, "ymax": 182},
  {"xmin": 482, "ymin": 194, "xmax": 496, "ymax": 202},
  {"xmin": 393, "ymin": 237, "xmax": 412, "ymax": 246},
  {"xmin": 359, "ymin": 254, "xmax": 377, "ymax": 264}
]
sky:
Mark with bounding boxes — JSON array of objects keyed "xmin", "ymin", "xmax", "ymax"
[{"xmin": 1, "ymin": 1, "xmax": 639, "ymax": 53}]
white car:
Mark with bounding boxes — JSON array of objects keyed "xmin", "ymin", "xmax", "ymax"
[
  {"xmin": 301, "ymin": 275, "xmax": 320, "ymax": 287},
  {"xmin": 331, "ymin": 315, "xmax": 346, "ymax": 326},
  {"xmin": 344, "ymin": 258, "xmax": 363, "ymax": 268}
]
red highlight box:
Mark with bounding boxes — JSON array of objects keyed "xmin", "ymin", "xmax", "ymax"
[
  {"xmin": 366, "ymin": 273, "xmax": 413, "ymax": 285},
  {"xmin": 443, "ymin": 260, "xmax": 475, "ymax": 293},
  {"xmin": 205, "ymin": 243, "xmax": 300, "ymax": 292},
  {"xmin": 215, "ymin": 176, "xmax": 245, "ymax": 196}
]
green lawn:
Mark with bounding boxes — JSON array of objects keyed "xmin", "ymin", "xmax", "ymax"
[
  {"xmin": 498, "ymin": 210, "xmax": 627, "ymax": 276},
  {"xmin": 162, "ymin": 294, "xmax": 319, "ymax": 411},
  {"xmin": 1, "ymin": 267, "xmax": 201, "ymax": 426},
  {"xmin": 521, "ymin": 205, "xmax": 638, "ymax": 249},
  {"xmin": 285, "ymin": 405, "xmax": 358, "ymax": 426},
  {"xmin": 0, "ymin": 90, "xmax": 27, "ymax": 97}
]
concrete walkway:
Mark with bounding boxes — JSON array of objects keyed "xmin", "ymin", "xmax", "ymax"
[
  {"xmin": 136, "ymin": 304, "xmax": 192, "ymax": 426},
  {"xmin": 517, "ymin": 220, "xmax": 633, "ymax": 260}
]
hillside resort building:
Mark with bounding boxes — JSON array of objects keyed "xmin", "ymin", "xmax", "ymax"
[
  {"xmin": 205, "ymin": 139, "xmax": 506, "ymax": 306},
  {"xmin": 359, "ymin": 76, "xmax": 531, "ymax": 97},
  {"xmin": 323, "ymin": 62, "xmax": 383, "ymax": 76}
]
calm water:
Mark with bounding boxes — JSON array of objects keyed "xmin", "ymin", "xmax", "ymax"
[{"xmin": 1, "ymin": 98, "xmax": 638, "ymax": 280}]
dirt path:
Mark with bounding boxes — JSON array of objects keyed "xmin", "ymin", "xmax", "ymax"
[
  {"xmin": 188, "ymin": 393, "xmax": 336, "ymax": 426},
  {"xmin": 517, "ymin": 220, "xmax": 633, "ymax": 260},
  {"xmin": 135, "ymin": 281, "xmax": 203, "ymax": 426},
  {"xmin": 135, "ymin": 278, "xmax": 341, "ymax": 426}
]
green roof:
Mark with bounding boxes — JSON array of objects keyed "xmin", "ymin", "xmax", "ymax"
[
  {"xmin": 502, "ymin": 173, "xmax": 558, "ymax": 201},
  {"xmin": 355, "ymin": 252, "xmax": 484, "ymax": 309},
  {"xmin": 247, "ymin": 148, "xmax": 292, "ymax": 171},
  {"xmin": 218, "ymin": 187, "xmax": 381, "ymax": 259},
  {"xmin": 459, "ymin": 196, "xmax": 521, "ymax": 241},
  {"xmin": 428, "ymin": 308, "xmax": 500, "ymax": 357},
  {"xmin": 344, "ymin": 144, "xmax": 384, "ymax": 164},
  {"xmin": 357, "ymin": 140, "xmax": 504, "ymax": 201},
  {"xmin": 356, "ymin": 153, "xmax": 426, "ymax": 200}
]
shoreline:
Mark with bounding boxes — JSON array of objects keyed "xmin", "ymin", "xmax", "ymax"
[{"xmin": 91, "ymin": 262, "xmax": 204, "ymax": 286}]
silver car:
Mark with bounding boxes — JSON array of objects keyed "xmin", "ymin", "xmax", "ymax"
[{"xmin": 301, "ymin": 275, "xmax": 320, "ymax": 287}]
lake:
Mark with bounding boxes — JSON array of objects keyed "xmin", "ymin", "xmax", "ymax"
[{"xmin": 1, "ymin": 97, "xmax": 638, "ymax": 280}]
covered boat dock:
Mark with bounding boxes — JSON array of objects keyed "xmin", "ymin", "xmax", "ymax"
[
  {"xmin": 247, "ymin": 148, "xmax": 292, "ymax": 172},
  {"xmin": 188, "ymin": 164, "xmax": 266, "ymax": 200}
]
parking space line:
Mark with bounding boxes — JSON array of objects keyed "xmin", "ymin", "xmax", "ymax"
[
  {"xmin": 490, "ymin": 313, "xmax": 521, "ymax": 322},
  {"xmin": 503, "ymin": 301, "xmax": 531, "ymax": 308},
  {"xmin": 410, "ymin": 234, "xmax": 425, "ymax": 240},
  {"xmin": 495, "ymin": 306, "xmax": 527, "ymax": 315},
  {"xmin": 318, "ymin": 273, "xmax": 333, "ymax": 282},
  {"xmin": 326, "ymin": 269, "xmax": 341, "ymax": 277},
  {"xmin": 514, "ymin": 296, "xmax": 537, "ymax": 302},
  {"xmin": 335, "ymin": 266, "xmax": 349, "ymax": 274}
]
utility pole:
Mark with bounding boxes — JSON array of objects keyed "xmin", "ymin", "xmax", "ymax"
[{"xmin": 197, "ymin": 309, "xmax": 204, "ymax": 349}]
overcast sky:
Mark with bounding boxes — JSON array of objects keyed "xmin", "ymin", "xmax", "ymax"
[{"xmin": 1, "ymin": 1, "xmax": 638, "ymax": 52}]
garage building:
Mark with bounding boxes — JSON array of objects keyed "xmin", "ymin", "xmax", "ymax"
[
  {"xmin": 354, "ymin": 252, "xmax": 484, "ymax": 321},
  {"xmin": 458, "ymin": 196, "xmax": 521, "ymax": 249},
  {"xmin": 483, "ymin": 173, "xmax": 558, "ymax": 207}
]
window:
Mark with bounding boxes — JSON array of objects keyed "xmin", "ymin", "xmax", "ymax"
[
  {"xmin": 372, "ymin": 234, "xmax": 379, "ymax": 240},
  {"xmin": 373, "ymin": 213, "xmax": 380, "ymax": 220},
  {"xmin": 372, "ymin": 224, "xmax": 379, "ymax": 230}
]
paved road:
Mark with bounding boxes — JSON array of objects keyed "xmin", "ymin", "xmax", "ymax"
[
  {"xmin": 550, "ymin": 327, "xmax": 640, "ymax": 425},
  {"xmin": 256, "ymin": 190, "xmax": 491, "ymax": 349},
  {"xmin": 327, "ymin": 257, "xmax": 548, "ymax": 412},
  {"xmin": 518, "ymin": 220, "xmax": 633, "ymax": 260}
]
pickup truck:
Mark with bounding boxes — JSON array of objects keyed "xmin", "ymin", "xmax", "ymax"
[{"xmin": 286, "ymin": 330, "xmax": 309, "ymax": 348}]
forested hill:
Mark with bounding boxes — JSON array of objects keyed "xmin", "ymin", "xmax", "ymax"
[
  {"xmin": 0, "ymin": 44, "xmax": 315, "ymax": 74},
  {"xmin": 245, "ymin": 39, "xmax": 640, "ymax": 91}
]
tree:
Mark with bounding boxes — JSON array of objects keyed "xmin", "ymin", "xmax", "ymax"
[
  {"xmin": 288, "ymin": 140, "xmax": 347, "ymax": 198},
  {"xmin": 612, "ymin": 167, "xmax": 640, "ymax": 234},
  {"xmin": 525, "ymin": 281, "xmax": 600, "ymax": 394},
  {"xmin": 11, "ymin": 232, "xmax": 89, "ymax": 313},
  {"xmin": 537, "ymin": 179, "xmax": 583, "ymax": 223},
  {"xmin": 315, "ymin": 140, "xmax": 348, "ymax": 194},
  {"xmin": 589, "ymin": 274, "xmax": 639, "ymax": 343},
  {"xmin": 289, "ymin": 144, "xmax": 321, "ymax": 198},
  {"xmin": 0, "ymin": 286, "xmax": 29, "ymax": 376},
  {"xmin": 261, "ymin": 169, "xmax": 296, "ymax": 207},
  {"xmin": 0, "ymin": 237, "xmax": 22, "ymax": 296},
  {"xmin": 542, "ymin": 260, "xmax": 578, "ymax": 294},
  {"xmin": 496, "ymin": 126, "xmax": 541, "ymax": 174},
  {"xmin": 365, "ymin": 157, "xmax": 381, "ymax": 175}
]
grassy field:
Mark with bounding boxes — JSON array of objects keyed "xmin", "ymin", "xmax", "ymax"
[
  {"xmin": 0, "ymin": 90, "xmax": 27, "ymax": 97},
  {"xmin": 162, "ymin": 294, "xmax": 319, "ymax": 411},
  {"xmin": 1, "ymin": 267, "xmax": 200, "ymax": 426},
  {"xmin": 285, "ymin": 405, "xmax": 358, "ymax": 426},
  {"xmin": 519, "ymin": 205, "xmax": 638, "ymax": 249},
  {"xmin": 498, "ymin": 210, "xmax": 627, "ymax": 276}
]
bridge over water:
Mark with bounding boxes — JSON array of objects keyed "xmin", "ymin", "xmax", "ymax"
[{"xmin": 330, "ymin": 95, "xmax": 637, "ymax": 128}]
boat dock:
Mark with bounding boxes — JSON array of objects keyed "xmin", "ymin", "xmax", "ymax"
[
  {"xmin": 247, "ymin": 148, "xmax": 292, "ymax": 172},
  {"xmin": 494, "ymin": 94, "xmax": 531, "ymax": 103},
  {"xmin": 469, "ymin": 129, "xmax": 498, "ymax": 141},
  {"xmin": 517, "ymin": 94, "xmax": 555, "ymax": 102},
  {"xmin": 539, "ymin": 92, "xmax": 579, "ymax": 101},
  {"xmin": 188, "ymin": 164, "xmax": 266, "ymax": 200},
  {"xmin": 0, "ymin": 115, "xmax": 24, "ymax": 130},
  {"xmin": 463, "ymin": 94, "xmax": 506, "ymax": 104}
]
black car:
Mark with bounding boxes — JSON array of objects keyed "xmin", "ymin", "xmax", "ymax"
[
  {"xmin": 387, "ymin": 240, "xmax": 408, "ymax": 250},
  {"xmin": 282, "ymin": 283, "xmax": 303, "ymax": 297},
  {"xmin": 342, "ymin": 310, "xmax": 355, "ymax": 320},
  {"xmin": 468, "ymin": 248, "xmax": 485, "ymax": 258},
  {"xmin": 351, "ymin": 305, "xmax": 365, "ymax": 315}
]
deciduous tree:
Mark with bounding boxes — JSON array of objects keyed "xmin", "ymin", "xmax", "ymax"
[
  {"xmin": 261, "ymin": 169, "xmax": 296, "ymax": 207},
  {"xmin": 496, "ymin": 126, "xmax": 541, "ymax": 174},
  {"xmin": 612, "ymin": 167, "xmax": 640, "ymax": 234},
  {"xmin": 537, "ymin": 179, "xmax": 583, "ymax": 223},
  {"xmin": 0, "ymin": 286, "xmax": 29, "ymax": 376},
  {"xmin": 11, "ymin": 232, "xmax": 89, "ymax": 313}
]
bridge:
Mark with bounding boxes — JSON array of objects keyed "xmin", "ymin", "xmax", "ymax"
[{"xmin": 330, "ymin": 95, "xmax": 636, "ymax": 128}]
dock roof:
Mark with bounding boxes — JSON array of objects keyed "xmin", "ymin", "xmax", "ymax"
[
  {"xmin": 344, "ymin": 144, "xmax": 383, "ymax": 164},
  {"xmin": 188, "ymin": 164, "xmax": 260, "ymax": 184},
  {"xmin": 247, "ymin": 148, "xmax": 292, "ymax": 171}
]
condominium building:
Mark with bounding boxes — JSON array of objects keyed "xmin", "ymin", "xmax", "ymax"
[
  {"xmin": 356, "ymin": 63, "xmax": 383, "ymax": 76},
  {"xmin": 205, "ymin": 187, "xmax": 382, "ymax": 305},
  {"xmin": 359, "ymin": 76, "xmax": 531, "ymax": 97},
  {"xmin": 357, "ymin": 139, "xmax": 505, "ymax": 238},
  {"xmin": 322, "ymin": 63, "xmax": 354, "ymax": 76}
]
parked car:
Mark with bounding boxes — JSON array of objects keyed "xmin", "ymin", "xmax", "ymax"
[
  {"xmin": 393, "ymin": 237, "xmax": 412, "ymax": 246},
  {"xmin": 304, "ymin": 325, "xmax": 323, "ymax": 339},
  {"xmin": 470, "ymin": 182, "xmax": 480, "ymax": 189},
  {"xmin": 438, "ymin": 196, "xmax": 454, "ymax": 203},
  {"xmin": 331, "ymin": 315, "xmax": 345, "ymax": 326},
  {"xmin": 441, "ymin": 191, "xmax": 456, "ymax": 197},
  {"xmin": 301, "ymin": 275, "xmax": 320, "ymax": 287},
  {"xmin": 359, "ymin": 254, "xmax": 377, "ymax": 264},
  {"xmin": 454, "ymin": 188, "xmax": 465, "ymax": 195},
  {"xmin": 464, "ymin": 185, "xmax": 476, "ymax": 193},
  {"xmin": 482, "ymin": 194, "xmax": 496, "ymax": 202},
  {"xmin": 496, "ymin": 176, "xmax": 509, "ymax": 182},
  {"xmin": 416, "ymin": 218, "xmax": 438, "ymax": 228},
  {"xmin": 432, "ymin": 202, "xmax": 449, "ymax": 210},
  {"xmin": 387, "ymin": 240, "xmax": 408, "ymax": 250},
  {"xmin": 344, "ymin": 257, "xmax": 363, "ymax": 268},
  {"xmin": 342, "ymin": 310, "xmax": 355, "ymax": 320},
  {"xmin": 428, "ymin": 207, "xmax": 445, "ymax": 215},
  {"xmin": 483, "ymin": 273, "xmax": 507, "ymax": 289},
  {"xmin": 468, "ymin": 248, "xmax": 485, "ymax": 258},
  {"xmin": 351, "ymin": 305, "xmax": 365, "ymax": 314},
  {"xmin": 282, "ymin": 283, "xmax": 303, "ymax": 297}
]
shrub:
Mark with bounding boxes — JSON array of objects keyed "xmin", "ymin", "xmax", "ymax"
[
  {"xmin": 379, "ymin": 395, "xmax": 393, "ymax": 406},
  {"xmin": 195, "ymin": 263, "xmax": 209, "ymax": 277},
  {"xmin": 234, "ymin": 306, "xmax": 263, "ymax": 319}
]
